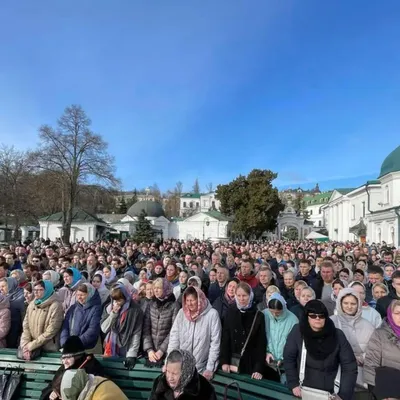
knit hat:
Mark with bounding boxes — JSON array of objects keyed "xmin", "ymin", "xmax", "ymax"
[{"xmin": 61, "ymin": 336, "xmax": 86, "ymax": 358}]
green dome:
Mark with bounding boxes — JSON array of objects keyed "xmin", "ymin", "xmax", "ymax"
[
  {"xmin": 127, "ymin": 200, "xmax": 165, "ymax": 218},
  {"xmin": 379, "ymin": 145, "xmax": 400, "ymax": 178}
]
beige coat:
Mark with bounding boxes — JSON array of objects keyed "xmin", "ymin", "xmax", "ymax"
[
  {"xmin": 364, "ymin": 321, "xmax": 400, "ymax": 386},
  {"xmin": 0, "ymin": 297, "xmax": 11, "ymax": 348},
  {"xmin": 20, "ymin": 292, "xmax": 63, "ymax": 352}
]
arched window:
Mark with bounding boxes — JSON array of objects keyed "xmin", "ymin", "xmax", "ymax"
[{"xmin": 385, "ymin": 185, "xmax": 390, "ymax": 204}]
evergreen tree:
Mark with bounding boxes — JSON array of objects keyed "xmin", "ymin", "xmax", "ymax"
[
  {"xmin": 118, "ymin": 197, "xmax": 128, "ymax": 214},
  {"xmin": 133, "ymin": 210, "xmax": 155, "ymax": 243}
]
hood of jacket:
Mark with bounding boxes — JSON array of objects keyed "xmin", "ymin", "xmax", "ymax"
[
  {"xmin": 266, "ymin": 292, "xmax": 289, "ymax": 321},
  {"xmin": 80, "ymin": 288, "xmax": 101, "ymax": 310},
  {"xmin": 336, "ymin": 287, "xmax": 362, "ymax": 321}
]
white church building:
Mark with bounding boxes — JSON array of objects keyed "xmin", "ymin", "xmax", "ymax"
[
  {"xmin": 39, "ymin": 198, "xmax": 232, "ymax": 242},
  {"xmin": 321, "ymin": 145, "xmax": 400, "ymax": 246}
]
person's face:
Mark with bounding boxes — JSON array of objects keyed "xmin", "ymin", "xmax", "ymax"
[
  {"xmin": 145, "ymin": 284, "xmax": 154, "ymax": 299},
  {"xmin": 153, "ymin": 284, "xmax": 163, "ymax": 299},
  {"xmin": 332, "ymin": 284, "xmax": 343, "ymax": 298},
  {"xmin": 369, "ymin": 273, "xmax": 383, "ymax": 285},
  {"xmin": 341, "ymin": 295, "xmax": 358, "ymax": 316},
  {"xmin": 299, "ymin": 263, "xmax": 311, "ymax": 276},
  {"xmin": 269, "ymin": 308, "xmax": 283, "ymax": 318},
  {"xmin": 63, "ymin": 273, "xmax": 73, "ymax": 286},
  {"xmin": 24, "ymin": 289, "xmax": 34, "ymax": 303},
  {"xmin": 308, "ymin": 313, "xmax": 326, "ymax": 331},
  {"xmin": 384, "ymin": 254, "xmax": 393, "ymax": 264},
  {"xmin": 166, "ymin": 265, "xmax": 175, "ymax": 277},
  {"xmin": 0, "ymin": 281, "xmax": 8, "ymax": 296},
  {"xmin": 353, "ymin": 272, "xmax": 364, "ymax": 282},
  {"xmin": 139, "ymin": 270, "xmax": 147, "ymax": 280},
  {"xmin": 190, "ymin": 265, "xmax": 198, "ymax": 274},
  {"xmin": 236, "ymin": 287, "xmax": 250, "ymax": 307},
  {"xmin": 61, "ymin": 355, "xmax": 75, "ymax": 369},
  {"xmin": 166, "ymin": 361, "xmax": 182, "ymax": 390},
  {"xmin": 321, "ymin": 267, "xmax": 334, "ymax": 283},
  {"xmin": 185, "ymin": 255, "xmax": 191, "ymax": 265},
  {"xmin": 373, "ymin": 285, "xmax": 387, "ymax": 300},
  {"xmin": 76, "ymin": 290, "xmax": 88, "ymax": 305},
  {"xmin": 385, "ymin": 266, "xmax": 394, "ymax": 278},
  {"xmin": 259, "ymin": 270, "xmax": 271, "ymax": 285},
  {"xmin": 155, "ymin": 265, "xmax": 163, "ymax": 274},
  {"xmin": 185, "ymin": 294, "xmax": 198, "ymax": 313},
  {"xmin": 316, "ymin": 257, "xmax": 323, "ymax": 267},
  {"xmin": 226, "ymin": 281, "xmax": 237, "ymax": 297},
  {"xmin": 92, "ymin": 276, "xmax": 101, "ymax": 289},
  {"xmin": 179, "ymin": 272, "xmax": 188, "ymax": 285},
  {"xmin": 31, "ymin": 258, "xmax": 41, "ymax": 267},
  {"xmin": 111, "ymin": 260, "xmax": 119, "ymax": 269},
  {"xmin": 392, "ymin": 278, "xmax": 400, "ymax": 295},
  {"xmin": 203, "ymin": 260, "xmax": 210, "ymax": 269},
  {"xmin": 356, "ymin": 261, "xmax": 366, "ymax": 270},
  {"xmin": 5, "ymin": 255, "xmax": 14, "ymax": 266},
  {"xmin": 103, "ymin": 268, "xmax": 111, "ymax": 279},
  {"xmin": 216, "ymin": 268, "xmax": 227, "ymax": 283},
  {"xmin": 300, "ymin": 290, "xmax": 313, "ymax": 306},
  {"xmin": 294, "ymin": 284, "xmax": 305, "ymax": 299},
  {"xmin": 284, "ymin": 275, "xmax": 294, "ymax": 288},
  {"xmin": 339, "ymin": 271, "xmax": 349, "ymax": 282},
  {"xmin": 0, "ymin": 267, "xmax": 6, "ymax": 279},
  {"xmin": 352, "ymin": 285, "xmax": 366, "ymax": 302},
  {"xmin": 391, "ymin": 305, "xmax": 400, "ymax": 326},
  {"xmin": 211, "ymin": 254, "xmax": 219, "ymax": 265},
  {"xmin": 278, "ymin": 266, "xmax": 286, "ymax": 276},
  {"xmin": 33, "ymin": 285, "xmax": 45, "ymax": 300},
  {"xmin": 241, "ymin": 262, "xmax": 252, "ymax": 276},
  {"xmin": 209, "ymin": 270, "xmax": 216, "ymax": 283},
  {"xmin": 45, "ymin": 248, "xmax": 54, "ymax": 258}
]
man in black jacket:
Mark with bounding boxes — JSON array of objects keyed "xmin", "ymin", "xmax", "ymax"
[{"xmin": 376, "ymin": 270, "xmax": 400, "ymax": 318}]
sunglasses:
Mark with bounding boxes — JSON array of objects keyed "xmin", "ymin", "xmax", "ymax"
[{"xmin": 308, "ymin": 313, "xmax": 326, "ymax": 320}]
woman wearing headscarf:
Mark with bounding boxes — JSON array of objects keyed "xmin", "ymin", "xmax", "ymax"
[
  {"xmin": 117, "ymin": 277, "xmax": 138, "ymax": 301},
  {"xmin": 43, "ymin": 270, "xmax": 62, "ymax": 290},
  {"xmin": 220, "ymin": 282, "xmax": 266, "ymax": 380},
  {"xmin": 349, "ymin": 281, "xmax": 382, "ymax": 328},
  {"xmin": 0, "ymin": 293, "xmax": 11, "ymax": 348},
  {"xmin": 330, "ymin": 287, "xmax": 375, "ymax": 390},
  {"xmin": 165, "ymin": 264, "xmax": 180, "ymax": 287},
  {"xmin": 40, "ymin": 336, "xmax": 104, "ymax": 400},
  {"xmin": 283, "ymin": 300, "xmax": 358, "ymax": 400},
  {"xmin": 143, "ymin": 278, "xmax": 179, "ymax": 367},
  {"xmin": 101, "ymin": 283, "xmax": 143, "ymax": 370},
  {"xmin": 10, "ymin": 269, "xmax": 28, "ymax": 288},
  {"xmin": 102, "ymin": 265, "xmax": 117, "ymax": 289},
  {"xmin": 91, "ymin": 273, "xmax": 109, "ymax": 305},
  {"xmin": 263, "ymin": 293, "xmax": 298, "ymax": 377},
  {"xmin": 20, "ymin": 280, "xmax": 64, "ymax": 359},
  {"xmin": 149, "ymin": 349, "xmax": 217, "ymax": 400},
  {"xmin": 364, "ymin": 299, "xmax": 400, "ymax": 398},
  {"xmin": 167, "ymin": 286, "xmax": 221, "ymax": 381},
  {"xmin": 61, "ymin": 283, "xmax": 102, "ymax": 351},
  {"xmin": 133, "ymin": 268, "xmax": 149, "ymax": 290},
  {"xmin": 212, "ymin": 278, "xmax": 239, "ymax": 324},
  {"xmin": 58, "ymin": 268, "xmax": 85, "ymax": 314},
  {"xmin": 60, "ymin": 369, "xmax": 128, "ymax": 400},
  {"xmin": 0, "ymin": 277, "xmax": 24, "ymax": 348}
]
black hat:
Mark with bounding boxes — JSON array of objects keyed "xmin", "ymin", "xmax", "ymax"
[{"xmin": 61, "ymin": 336, "xmax": 85, "ymax": 358}]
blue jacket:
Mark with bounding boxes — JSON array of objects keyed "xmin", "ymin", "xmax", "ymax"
[
  {"xmin": 61, "ymin": 289, "xmax": 102, "ymax": 349},
  {"xmin": 263, "ymin": 293, "xmax": 299, "ymax": 361},
  {"xmin": 9, "ymin": 261, "xmax": 22, "ymax": 271}
]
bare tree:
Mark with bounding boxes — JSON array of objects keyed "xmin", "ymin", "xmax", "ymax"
[
  {"xmin": 164, "ymin": 181, "xmax": 183, "ymax": 217},
  {"xmin": 0, "ymin": 146, "xmax": 31, "ymax": 233},
  {"xmin": 150, "ymin": 183, "xmax": 162, "ymax": 202},
  {"xmin": 192, "ymin": 178, "xmax": 200, "ymax": 194},
  {"xmin": 33, "ymin": 105, "xmax": 120, "ymax": 243},
  {"xmin": 205, "ymin": 182, "xmax": 213, "ymax": 193}
]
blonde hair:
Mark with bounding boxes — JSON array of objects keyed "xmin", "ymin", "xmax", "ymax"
[
  {"xmin": 390, "ymin": 299, "xmax": 400, "ymax": 312},
  {"xmin": 300, "ymin": 287, "xmax": 316, "ymax": 299},
  {"xmin": 294, "ymin": 280, "xmax": 308, "ymax": 289},
  {"xmin": 266, "ymin": 285, "xmax": 280, "ymax": 300},
  {"xmin": 153, "ymin": 278, "xmax": 163, "ymax": 288}
]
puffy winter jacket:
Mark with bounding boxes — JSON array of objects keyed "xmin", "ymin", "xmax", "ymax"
[
  {"xmin": 60, "ymin": 290, "xmax": 102, "ymax": 350},
  {"xmin": 263, "ymin": 293, "xmax": 299, "ymax": 361},
  {"xmin": 364, "ymin": 321, "xmax": 400, "ymax": 386},
  {"xmin": 142, "ymin": 294, "xmax": 179, "ymax": 354},
  {"xmin": 330, "ymin": 288, "xmax": 375, "ymax": 388},
  {"xmin": 0, "ymin": 297, "xmax": 11, "ymax": 348},
  {"xmin": 283, "ymin": 324, "xmax": 358, "ymax": 400},
  {"xmin": 167, "ymin": 299, "xmax": 221, "ymax": 373},
  {"xmin": 20, "ymin": 292, "xmax": 64, "ymax": 352}
]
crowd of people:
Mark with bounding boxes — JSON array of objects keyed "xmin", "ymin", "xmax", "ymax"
[{"xmin": 0, "ymin": 238, "xmax": 399, "ymax": 399}]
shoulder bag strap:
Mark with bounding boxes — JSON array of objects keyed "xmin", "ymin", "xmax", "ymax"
[
  {"xmin": 240, "ymin": 311, "xmax": 259, "ymax": 357},
  {"xmin": 299, "ymin": 341, "xmax": 307, "ymax": 386}
]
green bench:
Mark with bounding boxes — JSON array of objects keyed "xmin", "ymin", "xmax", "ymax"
[{"xmin": 0, "ymin": 350, "xmax": 294, "ymax": 400}]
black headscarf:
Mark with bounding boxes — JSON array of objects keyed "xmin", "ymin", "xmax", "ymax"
[{"xmin": 300, "ymin": 300, "xmax": 337, "ymax": 360}]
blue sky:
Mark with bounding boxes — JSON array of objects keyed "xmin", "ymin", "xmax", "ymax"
[{"xmin": 1, "ymin": 1, "xmax": 400, "ymax": 193}]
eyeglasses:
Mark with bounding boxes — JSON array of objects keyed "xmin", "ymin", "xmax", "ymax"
[{"xmin": 308, "ymin": 313, "xmax": 326, "ymax": 320}]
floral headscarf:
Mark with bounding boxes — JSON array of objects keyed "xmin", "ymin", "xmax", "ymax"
[
  {"xmin": 182, "ymin": 286, "xmax": 208, "ymax": 322},
  {"xmin": 166, "ymin": 349, "xmax": 196, "ymax": 393},
  {"xmin": 153, "ymin": 278, "xmax": 173, "ymax": 300}
]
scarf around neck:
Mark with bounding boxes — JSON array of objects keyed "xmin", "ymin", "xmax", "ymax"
[
  {"xmin": 235, "ymin": 289, "xmax": 254, "ymax": 312},
  {"xmin": 35, "ymin": 281, "xmax": 54, "ymax": 305}
]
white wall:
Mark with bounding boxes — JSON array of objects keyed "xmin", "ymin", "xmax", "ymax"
[{"xmin": 39, "ymin": 222, "xmax": 99, "ymax": 242}]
